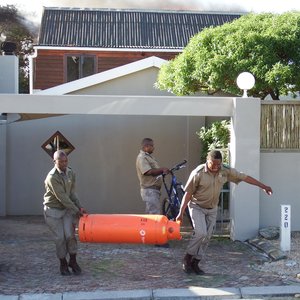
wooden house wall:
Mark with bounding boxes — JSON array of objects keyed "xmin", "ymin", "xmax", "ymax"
[{"xmin": 33, "ymin": 49, "xmax": 179, "ymax": 90}]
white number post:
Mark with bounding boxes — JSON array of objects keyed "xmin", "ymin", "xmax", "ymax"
[{"xmin": 280, "ymin": 205, "xmax": 291, "ymax": 252}]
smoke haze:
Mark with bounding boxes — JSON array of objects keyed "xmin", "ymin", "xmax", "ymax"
[
  {"xmin": 14, "ymin": 0, "xmax": 246, "ymax": 25},
  {"xmin": 2, "ymin": 0, "xmax": 299, "ymax": 37},
  {"xmin": 45, "ymin": 0, "xmax": 244, "ymax": 12}
]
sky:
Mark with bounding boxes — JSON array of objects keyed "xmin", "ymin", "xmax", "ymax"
[{"xmin": 1, "ymin": 0, "xmax": 300, "ymax": 24}]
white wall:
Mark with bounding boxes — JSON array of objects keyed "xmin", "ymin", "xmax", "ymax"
[
  {"xmin": 1, "ymin": 93, "xmax": 283, "ymax": 240},
  {"xmin": 0, "ymin": 123, "xmax": 6, "ymax": 214},
  {"xmin": 260, "ymin": 152, "xmax": 300, "ymax": 231},
  {"xmin": 72, "ymin": 67, "xmax": 172, "ymax": 96},
  {"xmin": 5, "ymin": 114, "xmax": 204, "ymax": 215},
  {"xmin": 1, "ymin": 53, "xmax": 292, "ymax": 240},
  {"xmin": 0, "ymin": 56, "xmax": 18, "ymax": 94}
]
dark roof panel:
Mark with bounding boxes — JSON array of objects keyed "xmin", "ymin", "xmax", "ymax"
[{"xmin": 38, "ymin": 8, "xmax": 242, "ymax": 49}]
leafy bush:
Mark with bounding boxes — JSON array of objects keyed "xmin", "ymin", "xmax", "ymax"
[{"xmin": 196, "ymin": 120, "xmax": 230, "ymax": 163}]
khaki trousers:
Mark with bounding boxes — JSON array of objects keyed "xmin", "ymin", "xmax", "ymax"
[
  {"xmin": 44, "ymin": 206, "xmax": 78, "ymax": 259},
  {"xmin": 186, "ymin": 202, "xmax": 218, "ymax": 260},
  {"xmin": 140, "ymin": 188, "xmax": 161, "ymax": 214}
]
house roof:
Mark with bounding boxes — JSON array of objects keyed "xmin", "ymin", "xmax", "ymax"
[
  {"xmin": 35, "ymin": 56, "xmax": 167, "ymax": 95},
  {"xmin": 38, "ymin": 7, "xmax": 242, "ymax": 49}
]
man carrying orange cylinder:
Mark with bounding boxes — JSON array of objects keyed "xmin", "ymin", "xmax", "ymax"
[
  {"xmin": 43, "ymin": 150, "xmax": 87, "ymax": 276},
  {"xmin": 176, "ymin": 150, "xmax": 273, "ymax": 275}
]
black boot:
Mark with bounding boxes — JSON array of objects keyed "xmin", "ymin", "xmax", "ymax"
[
  {"xmin": 60, "ymin": 258, "xmax": 71, "ymax": 276},
  {"xmin": 182, "ymin": 253, "xmax": 193, "ymax": 273},
  {"xmin": 69, "ymin": 254, "xmax": 82, "ymax": 275},
  {"xmin": 191, "ymin": 258, "xmax": 205, "ymax": 275}
]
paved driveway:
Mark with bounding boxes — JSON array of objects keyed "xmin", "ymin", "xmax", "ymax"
[{"xmin": 0, "ymin": 216, "xmax": 286, "ymax": 296}]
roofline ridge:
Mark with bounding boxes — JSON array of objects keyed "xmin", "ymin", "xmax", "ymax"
[{"xmin": 42, "ymin": 7, "xmax": 245, "ymax": 15}]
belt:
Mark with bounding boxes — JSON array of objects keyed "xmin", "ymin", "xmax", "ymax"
[
  {"xmin": 199, "ymin": 206, "xmax": 215, "ymax": 210},
  {"xmin": 142, "ymin": 186, "xmax": 161, "ymax": 191},
  {"xmin": 194, "ymin": 203, "xmax": 215, "ymax": 210}
]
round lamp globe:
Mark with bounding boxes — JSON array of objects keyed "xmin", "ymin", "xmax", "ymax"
[{"xmin": 237, "ymin": 72, "xmax": 255, "ymax": 90}]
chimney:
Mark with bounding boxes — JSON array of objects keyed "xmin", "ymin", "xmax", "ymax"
[
  {"xmin": 0, "ymin": 42, "xmax": 18, "ymax": 94},
  {"xmin": 1, "ymin": 42, "xmax": 17, "ymax": 55}
]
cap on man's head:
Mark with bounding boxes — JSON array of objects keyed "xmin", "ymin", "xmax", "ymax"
[{"xmin": 53, "ymin": 150, "xmax": 67, "ymax": 161}]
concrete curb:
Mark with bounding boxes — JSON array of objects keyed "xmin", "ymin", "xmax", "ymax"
[
  {"xmin": 240, "ymin": 285, "xmax": 300, "ymax": 298},
  {"xmin": 2, "ymin": 285, "xmax": 300, "ymax": 300},
  {"xmin": 0, "ymin": 296, "xmax": 19, "ymax": 300},
  {"xmin": 153, "ymin": 287, "xmax": 240, "ymax": 299},
  {"xmin": 64, "ymin": 289, "xmax": 152, "ymax": 299},
  {"xmin": 19, "ymin": 294, "xmax": 62, "ymax": 300}
]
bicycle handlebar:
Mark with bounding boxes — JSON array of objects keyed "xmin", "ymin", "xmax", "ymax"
[
  {"xmin": 170, "ymin": 160, "xmax": 187, "ymax": 172},
  {"xmin": 156, "ymin": 160, "xmax": 187, "ymax": 179}
]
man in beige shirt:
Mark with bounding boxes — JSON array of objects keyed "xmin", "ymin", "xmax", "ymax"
[
  {"xmin": 136, "ymin": 138, "xmax": 169, "ymax": 214},
  {"xmin": 176, "ymin": 150, "xmax": 273, "ymax": 275},
  {"xmin": 44, "ymin": 150, "xmax": 86, "ymax": 276}
]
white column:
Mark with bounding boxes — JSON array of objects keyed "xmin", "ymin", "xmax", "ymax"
[
  {"xmin": 0, "ymin": 56, "xmax": 18, "ymax": 93},
  {"xmin": 230, "ymin": 97, "xmax": 261, "ymax": 241},
  {"xmin": 0, "ymin": 121, "xmax": 7, "ymax": 216}
]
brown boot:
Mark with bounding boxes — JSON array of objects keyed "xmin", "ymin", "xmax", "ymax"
[
  {"xmin": 68, "ymin": 254, "xmax": 82, "ymax": 275},
  {"xmin": 182, "ymin": 253, "xmax": 193, "ymax": 273},
  {"xmin": 60, "ymin": 258, "xmax": 71, "ymax": 276},
  {"xmin": 191, "ymin": 258, "xmax": 205, "ymax": 275}
]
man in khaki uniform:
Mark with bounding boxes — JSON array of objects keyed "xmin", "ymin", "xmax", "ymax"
[
  {"xmin": 43, "ymin": 150, "xmax": 86, "ymax": 276},
  {"xmin": 136, "ymin": 138, "xmax": 169, "ymax": 214},
  {"xmin": 176, "ymin": 150, "xmax": 273, "ymax": 275}
]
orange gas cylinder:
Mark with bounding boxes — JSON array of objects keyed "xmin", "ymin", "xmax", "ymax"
[{"xmin": 78, "ymin": 214, "xmax": 181, "ymax": 244}]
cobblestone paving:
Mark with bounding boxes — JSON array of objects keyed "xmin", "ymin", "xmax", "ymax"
[{"xmin": 0, "ymin": 216, "xmax": 287, "ymax": 296}]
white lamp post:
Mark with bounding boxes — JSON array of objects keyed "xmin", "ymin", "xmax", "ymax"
[{"xmin": 236, "ymin": 72, "xmax": 255, "ymax": 98}]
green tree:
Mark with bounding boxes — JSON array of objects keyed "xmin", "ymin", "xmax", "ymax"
[
  {"xmin": 0, "ymin": 5, "xmax": 37, "ymax": 93},
  {"xmin": 196, "ymin": 120, "xmax": 230, "ymax": 163},
  {"xmin": 156, "ymin": 12, "xmax": 300, "ymax": 100}
]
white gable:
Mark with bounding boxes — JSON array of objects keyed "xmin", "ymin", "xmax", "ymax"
[{"xmin": 35, "ymin": 56, "xmax": 167, "ymax": 95}]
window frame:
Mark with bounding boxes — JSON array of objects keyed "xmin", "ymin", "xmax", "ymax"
[{"xmin": 64, "ymin": 54, "xmax": 97, "ymax": 82}]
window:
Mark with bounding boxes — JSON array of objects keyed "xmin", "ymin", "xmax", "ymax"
[
  {"xmin": 66, "ymin": 55, "xmax": 96, "ymax": 82},
  {"xmin": 41, "ymin": 131, "xmax": 75, "ymax": 158}
]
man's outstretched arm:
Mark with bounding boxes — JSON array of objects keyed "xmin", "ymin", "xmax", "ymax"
[{"xmin": 243, "ymin": 176, "xmax": 273, "ymax": 195}]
